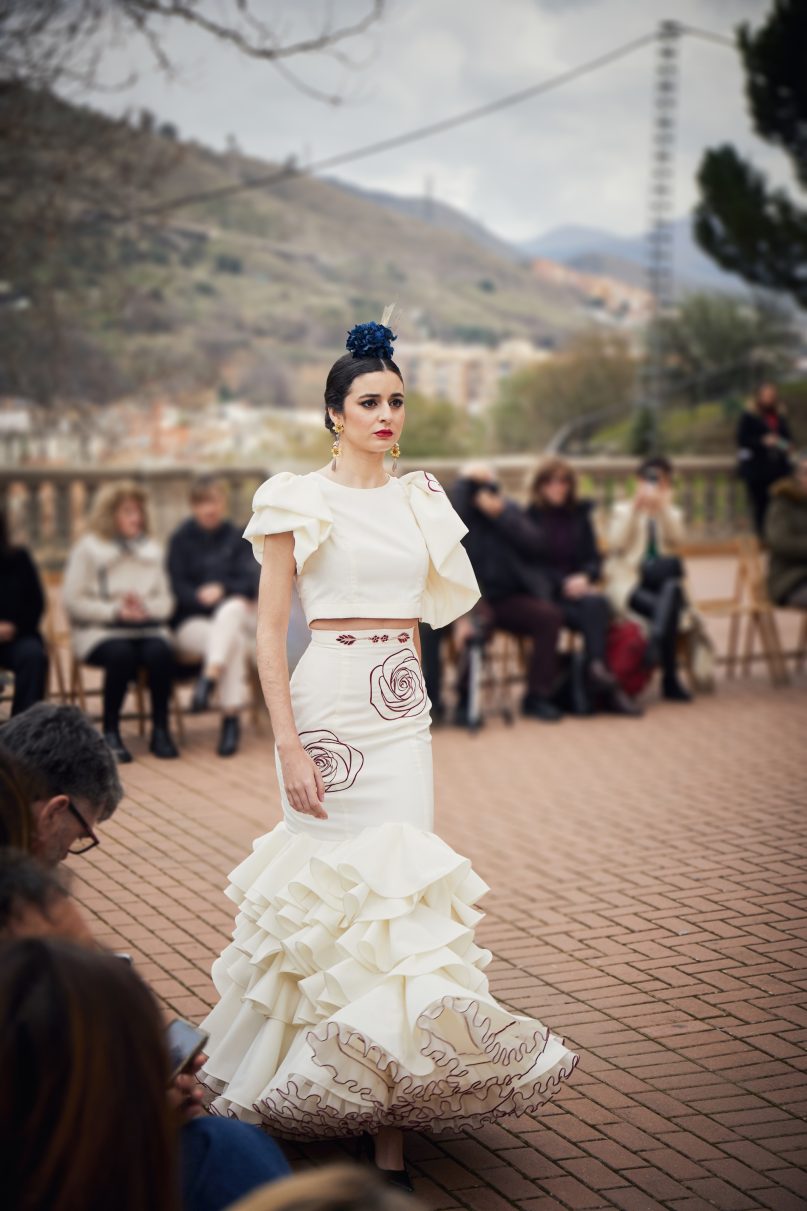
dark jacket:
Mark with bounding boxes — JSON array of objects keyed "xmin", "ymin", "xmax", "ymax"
[
  {"xmin": 0, "ymin": 547, "xmax": 45, "ymax": 639},
  {"xmin": 167, "ymin": 519, "xmax": 260, "ymax": 628},
  {"xmin": 765, "ymin": 477, "xmax": 807, "ymax": 605},
  {"xmin": 525, "ymin": 501, "xmax": 602, "ymax": 597},
  {"xmin": 450, "ymin": 478, "xmax": 551, "ymax": 602},
  {"xmin": 737, "ymin": 410, "xmax": 793, "ymax": 486}
]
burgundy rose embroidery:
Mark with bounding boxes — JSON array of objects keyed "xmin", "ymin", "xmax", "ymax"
[
  {"xmin": 298, "ymin": 729, "xmax": 364, "ymax": 792},
  {"xmin": 396, "ymin": 631, "xmax": 409, "ymax": 643},
  {"xmin": 424, "ymin": 471, "xmax": 444, "ymax": 493},
  {"xmin": 369, "ymin": 648, "xmax": 427, "ymax": 720},
  {"xmin": 379, "ymin": 634, "xmax": 389, "ymax": 643}
]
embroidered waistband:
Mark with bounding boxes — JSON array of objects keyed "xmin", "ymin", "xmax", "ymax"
[{"xmin": 309, "ymin": 628, "xmax": 415, "ymax": 648}]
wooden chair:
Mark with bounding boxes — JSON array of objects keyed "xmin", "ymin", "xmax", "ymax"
[
  {"xmin": 694, "ymin": 538, "xmax": 749, "ymax": 680},
  {"xmin": 740, "ymin": 537, "xmax": 790, "ymax": 687}
]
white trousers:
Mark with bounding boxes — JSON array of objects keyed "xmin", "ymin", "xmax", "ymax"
[{"xmin": 174, "ymin": 597, "xmax": 256, "ymax": 711}]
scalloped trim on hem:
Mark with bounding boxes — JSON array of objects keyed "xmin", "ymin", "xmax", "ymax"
[{"xmin": 200, "ymin": 993, "xmax": 579, "ymax": 1141}]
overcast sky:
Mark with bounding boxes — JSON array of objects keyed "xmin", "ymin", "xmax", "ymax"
[{"xmin": 76, "ymin": 0, "xmax": 791, "ymax": 242}]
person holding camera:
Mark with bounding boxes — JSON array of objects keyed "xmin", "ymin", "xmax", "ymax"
[
  {"xmin": 450, "ymin": 463, "xmax": 563, "ymax": 722},
  {"xmin": 604, "ymin": 457, "xmax": 691, "ymax": 702}
]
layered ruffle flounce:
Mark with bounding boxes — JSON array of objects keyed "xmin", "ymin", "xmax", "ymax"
[{"xmin": 200, "ymin": 821, "xmax": 577, "ymax": 1139}]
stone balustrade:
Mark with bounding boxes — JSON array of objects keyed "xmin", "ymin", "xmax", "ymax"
[{"xmin": 1, "ymin": 455, "xmax": 748, "ymax": 566}]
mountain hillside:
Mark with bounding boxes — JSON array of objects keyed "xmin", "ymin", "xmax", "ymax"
[
  {"xmin": 2, "ymin": 88, "xmax": 590, "ymax": 409},
  {"xmin": 520, "ymin": 217, "xmax": 746, "ymax": 294}
]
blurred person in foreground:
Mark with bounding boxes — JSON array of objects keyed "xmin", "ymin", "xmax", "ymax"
[
  {"xmin": 168, "ymin": 475, "xmax": 260, "ymax": 757},
  {"xmin": 526, "ymin": 458, "xmax": 640, "ymax": 716},
  {"xmin": 604, "ymin": 457, "xmax": 691, "ymax": 702},
  {"xmin": 63, "ymin": 480, "xmax": 179, "ymax": 763},
  {"xmin": 228, "ymin": 1164, "xmax": 420, "ymax": 1211},
  {"xmin": 0, "ymin": 848, "xmax": 95, "ymax": 944},
  {"xmin": 737, "ymin": 382, "xmax": 794, "ymax": 538},
  {"xmin": 0, "ymin": 934, "xmax": 290, "ymax": 1211},
  {"xmin": 765, "ymin": 449, "xmax": 807, "ymax": 609},
  {"xmin": 0, "ymin": 503, "xmax": 49, "ymax": 715},
  {"xmin": 0, "ymin": 702, "xmax": 123, "ymax": 864},
  {"xmin": 450, "ymin": 462, "xmax": 563, "ymax": 722}
]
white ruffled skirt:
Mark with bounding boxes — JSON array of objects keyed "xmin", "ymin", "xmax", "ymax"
[{"xmin": 200, "ymin": 627, "xmax": 577, "ymax": 1139}]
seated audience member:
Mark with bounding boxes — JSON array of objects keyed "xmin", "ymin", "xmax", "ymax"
[
  {"xmin": 0, "ymin": 504, "xmax": 48, "ymax": 715},
  {"xmin": 737, "ymin": 382, "xmax": 794, "ymax": 538},
  {"xmin": 0, "ymin": 938, "xmax": 180, "ymax": 1211},
  {"xmin": 450, "ymin": 463, "xmax": 563, "ymax": 723},
  {"xmin": 0, "ymin": 849, "xmax": 95, "ymax": 943},
  {"xmin": 766, "ymin": 449, "xmax": 807, "ymax": 608},
  {"xmin": 228, "ymin": 1165, "xmax": 419, "ymax": 1211},
  {"xmin": 604, "ymin": 457, "xmax": 691, "ymax": 702},
  {"xmin": 63, "ymin": 480, "xmax": 178, "ymax": 763},
  {"xmin": 526, "ymin": 458, "xmax": 639, "ymax": 716},
  {"xmin": 0, "ymin": 938, "xmax": 290, "ymax": 1211},
  {"xmin": 0, "ymin": 702, "xmax": 123, "ymax": 865},
  {"xmin": 168, "ymin": 475, "xmax": 259, "ymax": 757}
]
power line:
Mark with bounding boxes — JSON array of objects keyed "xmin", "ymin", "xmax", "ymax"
[{"xmin": 117, "ymin": 29, "xmax": 659, "ymax": 223}]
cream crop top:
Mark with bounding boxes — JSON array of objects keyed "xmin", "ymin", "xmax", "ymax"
[{"xmin": 242, "ymin": 469, "xmax": 480, "ymax": 628}]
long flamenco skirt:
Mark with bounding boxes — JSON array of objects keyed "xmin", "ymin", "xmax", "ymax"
[{"xmin": 200, "ymin": 628, "xmax": 578, "ymax": 1139}]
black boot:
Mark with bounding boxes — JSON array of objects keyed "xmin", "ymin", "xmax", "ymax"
[
  {"xmin": 149, "ymin": 726, "xmax": 179, "ymax": 759},
  {"xmin": 102, "ymin": 730, "xmax": 133, "ymax": 764},
  {"xmin": 190, "ymin": 675, "xmax": 216, "ymax": 714},
  {"xmin": 663, "ymin": 674, "xmax": 692, "ymax": 702},
  {"xmin": 522, "ymin": 693, "xmax": 562, "ymax": 722},
  {"xmin": 217, "ymin": 715, "xmax": 240, "ymax": 757}
]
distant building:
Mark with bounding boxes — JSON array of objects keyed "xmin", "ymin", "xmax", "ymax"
[
  {"xmin": 394, "ymin": 339, "xmax": 552, "ymax": 413},
  {"xmin": 530, "ymin": 258, "xmax": 652, "ymax": 329}
]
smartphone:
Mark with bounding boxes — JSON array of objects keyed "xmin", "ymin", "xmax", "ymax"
[
  {"xmin": 166, "ymin": 1018, "xmax": 209, "ymax": 1083},
  {"xmin": 640, "ymin": 469, "xmax": 661, "ymax": 485}
]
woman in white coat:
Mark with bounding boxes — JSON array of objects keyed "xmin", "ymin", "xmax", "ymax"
[
  {"xmin": 63, "ymin": 481, "xmax": 178, "ymax": 762},
  {"xmin": 604, "ymin": 457, "xmax": 691, "ymax": 701}
]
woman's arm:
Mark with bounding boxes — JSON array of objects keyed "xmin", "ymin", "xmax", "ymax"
[
  {"xmin": 606, "ymin": 502, "xmax": 641, "ymax": 555},
  {"xmin": 62, "ymin": 542, "xmax": 119, "ymax": 624},
  {"xmin": 257, "ymin": 533, "xmax": 326, "ymax": 820}
]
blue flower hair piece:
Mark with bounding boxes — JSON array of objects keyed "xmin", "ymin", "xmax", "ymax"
[{"xmin": 345, "ymin": 321, "xmax": 397, "ymax": 362}]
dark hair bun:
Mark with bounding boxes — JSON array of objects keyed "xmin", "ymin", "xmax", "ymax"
[{"xmin": 345, "ymin": 321, "xmax": 397, "ymax": 361}]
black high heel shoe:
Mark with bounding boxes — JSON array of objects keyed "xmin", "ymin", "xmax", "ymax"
[{"xmin": 355, "ymin": 1133, "xmax": 415, "ymax": 1194}]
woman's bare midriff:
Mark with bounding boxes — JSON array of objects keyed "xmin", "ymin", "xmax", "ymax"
[{"xmin": 309, "ymin": 617, "xmax": 418, "ymax": 630}]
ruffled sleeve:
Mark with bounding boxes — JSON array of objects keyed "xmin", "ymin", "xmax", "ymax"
[
  {"xmin": 243, "ymin": 472, "xmax": 334, "ymax": 573},
  {"xmin": 399, "ymin": 470, "xmax": 480, "ymax": 627}
]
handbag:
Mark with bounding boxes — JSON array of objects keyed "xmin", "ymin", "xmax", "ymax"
[{"xmin": 606, "ymin": 620, "xmax": 652, "ymax": 698}]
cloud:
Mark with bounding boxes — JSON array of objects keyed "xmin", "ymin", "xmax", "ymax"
[{"xmin": 74, "ymin": 0, "xmax": 791, "ymax": 241}]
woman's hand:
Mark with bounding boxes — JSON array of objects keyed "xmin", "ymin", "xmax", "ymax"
[
  {"xmin": 563, "ymin": 574, "xmax": 590, "ymax": 600},
  {"xmin": 278, "ymin": 744, "xmax": 328, "ymax": 820},
  {"xmin": 117, "ymin": 593, "xmax": 148, "ymax": 623},
  {"xmin": 0, "ymin": 621, "xmax": 16, "ymax": 643}
]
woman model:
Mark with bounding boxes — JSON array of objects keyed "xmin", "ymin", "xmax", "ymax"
[{"xmin": 200, "ymin": 322, "xmax": 578, "ymax": 1188}]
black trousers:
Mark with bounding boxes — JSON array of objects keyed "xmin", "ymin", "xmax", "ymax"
[
  {"xmin": 85, "ymin": 636, "xmax": 173, "ymax": 731},
  {"xmin": 744, "ymin": 479, "xmax": 772, "ymax": 539},
  {"xmin": 458, "ymin": 595, "xmax": 563, "ymax": 700},
  {"xmin": 558, "ymin": 593, "xmax": 610, "ymax": 665},
  {"xmin": 419, "ymin": 622, "xmax": 446, "ymax": 714},
  {"xmin": 0, "ymin": 635, "xmax": 49, "ymax": 715},
  {"xmin": 628, "ymin": 580, "xmax": 684, "ymax": 681}
]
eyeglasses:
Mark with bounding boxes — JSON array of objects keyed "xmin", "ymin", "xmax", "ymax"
[{"xmin": 67, "ymin": 801, "xmax": 100, "ymax": 855}]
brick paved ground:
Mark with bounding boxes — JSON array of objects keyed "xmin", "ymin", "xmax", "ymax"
[{"xmin": 71, "ymin": 560, "xmax": 807, "ymax": 1211}]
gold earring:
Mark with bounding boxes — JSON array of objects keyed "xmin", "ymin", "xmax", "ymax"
[
  {"xmin": 390, "ymin": 440, "xmax": 400, "ymax": 475},
  {"xmin": 330, "ymin": 420, "xmax": 344, "ymax": 470}
]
